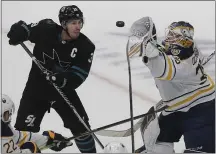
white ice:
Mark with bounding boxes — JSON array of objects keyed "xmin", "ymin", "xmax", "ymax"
[{"xmin": 1, "ymin": 1, "xmax": 215, "ymax": 153}]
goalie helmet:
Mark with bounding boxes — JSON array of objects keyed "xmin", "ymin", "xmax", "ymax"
[
  {"xmin": 103, "ymin": 142, "xmax": 128, "ymax": 153},
  {"xmin": 59, "ymin": 5, "xmax": 84, "ymax": 27},
  {"xmin": 1, "ymin": 94, "xmax": 15, "ymax": 123},
  {"xmin": 163, "ymin": 21, "xmax": 195, "ymax": 60},
  {"xmin": 164, "ymin": 21, "xmax": 194, "ymax": 49}
]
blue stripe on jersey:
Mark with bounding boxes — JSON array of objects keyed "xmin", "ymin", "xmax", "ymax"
[
  {"xmin": 71, "ymin": 66, "xmax": 88, "ymax": 75},
  {"xmin": 155, "ymin": 52, "xmax": 167, "ymax": 78},
  {"xmin": 72, "ymin": 72, "xmax": 86, "ymax": 81},
  {"xmin": 28, "ymin": 132, "xmax": 32, "ymax": 141},
  {"xmin": 16, "ymin": 131, "xmax": 21, "ymax": 144},
  {"xmin": 163, "ymin": 83, "xmax": 210, "ymax": 103},
  {"xmin": 164, "ymin": 91, "xmax": 215, "ymax": 112},
  {"xmin": 171, "ymin": 59, "xmax": 176, "ymax": 80},
  {"xmin": 75, "ymin": 137, "xmax": 94, "ymax": 145}
]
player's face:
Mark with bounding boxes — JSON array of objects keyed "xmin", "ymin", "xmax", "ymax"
[
  {"xmin": 66, "ymin": 19, "xmax": 83, "ymax": 39},
  {"xmin": 3, "ymin": 111, "xmax": 10, "ymax": 122}
]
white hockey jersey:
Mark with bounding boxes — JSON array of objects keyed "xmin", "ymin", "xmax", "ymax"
[
  {"xmin": 1, "ymin": 122, "xmax": 48, "ymax": 153},
  {"xmin": 145, "ymin": 46, "xmax": 215, "ymax": 116}
]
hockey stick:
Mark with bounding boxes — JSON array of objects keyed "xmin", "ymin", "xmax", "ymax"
[
  {"xmin": 125, "ymin": 37, "xmax": 135, "ymax": 153},
  {"xmin": 95, "ymin": 100, "xmax": 164, "ymax": 137},
  {"xmin": 202, "ymin": 51, "xmax": 215, "ymax": 65},
  {"xmin": 39, "ymin": 104, "xmax": 167, "ymax": 151},
  {"xmin": 124, "ymin": 17, "xmax": 155, "ymax": 152},
  {"xmin": 65, "ymin": 105, "xmax": 168, "ymax": 141},
  {"xmin": 19, "ymin": 42, "xmax": 104, "ymax": 149},
  {"xmin": 95, "ymin": 117, "xmax": 144, "ymax": 137}
]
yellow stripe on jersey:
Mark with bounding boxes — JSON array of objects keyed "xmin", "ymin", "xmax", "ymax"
[
  {"xmin": 168, "ymin": 75, "xmax": 215, "ymax": 110},
  {"xmin": 128, "ymin": 43, "xmax": 141, "ymax": 58},
  {"xmin": 18, "ymin": 131, "xmax": 28, "ymax": 147},
  {"xmin": 157, "ymin": 54, "xmax": 173, "ymax": 80}
]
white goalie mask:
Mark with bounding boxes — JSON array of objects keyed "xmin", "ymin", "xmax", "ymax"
[
  {"xmin": 1, "ymin": 94, "xmax": 15, "ymax": 123},
  {"xmin": 164, "ymin": 21, "xmax": 194, "ymax": 51},
  {"xmin": 103, "ymin": 142, "xmax": 128, "ymax": 153}
]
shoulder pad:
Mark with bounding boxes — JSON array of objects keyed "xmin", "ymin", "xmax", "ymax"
[{"xmin": 39, "ymin": 19, "xmax": 57, "ymax": 25}]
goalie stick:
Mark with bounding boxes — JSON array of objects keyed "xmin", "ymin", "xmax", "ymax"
[
  {"xmin": 202, "ymin": 51, "xmax": 215, "ymax": 65},
  {"xmin": 95, "ymin": 100, "xmax": 164, "ymax": 137},
  {"xmin": 125, "ymin": 16, "xmax": 157, "ymax": 152},
  {"xmin": 93, "ymin": 50, "xmax": 214, "ymax": 139},
  {"xmin": 19, "ymin": 42, "xmax": 104, "ymax": 149},
  {"xmin": 40, "ymin": 103, "xmax": 167, "ymax": 151}
]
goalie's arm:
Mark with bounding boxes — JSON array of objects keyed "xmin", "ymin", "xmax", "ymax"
[
  {"xmin": 143, "ymin": 42, "xmax": 176, "ymax": 81},
  {"xmin": 12, "ymin": 129, "xmax": 48, "ymax": 149}
]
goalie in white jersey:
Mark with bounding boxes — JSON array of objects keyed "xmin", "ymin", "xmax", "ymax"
[
  {"xmin": 1, "ymin": 94, "xmax": 73, "ymax": 153},
  {"xmin": 130, "ymin": 18, "xmax": 215, "ymax": 153}
]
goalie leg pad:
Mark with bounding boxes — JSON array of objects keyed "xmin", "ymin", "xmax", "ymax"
[
  {"xmin": 141, "ymin": 107, "xmax": 177, "ymax": 153},
  {"xmin": 151, "ymin": 142, "xmax": 174, "ymax": 153},
  {"xmin": 141, "ymin": 107, "xmax": 160, "ymax": 152}
]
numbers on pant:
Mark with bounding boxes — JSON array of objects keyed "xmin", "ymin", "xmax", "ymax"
[
  {"xmin": 3, "ymin": 139, "xmax": 17, "ymax": 153},
  {"xmin": 196, "ymin": 61, "xmax": 207, "ymax": 84}
]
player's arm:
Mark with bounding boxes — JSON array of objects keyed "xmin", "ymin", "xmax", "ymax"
[
  {"xmin": 7, "ymin": 19, "xmax": 58, "ymax": 45},
  {"xmin": 46, "ymin": 41, "xmax": 95, "ymax": 89},
  {"xmin": 143, "ymin": 42, "xmax": 176, "ymax": 81},
  {"xmin": 12, "ymin": 129, "xmax": 72, "ymax": 152}
]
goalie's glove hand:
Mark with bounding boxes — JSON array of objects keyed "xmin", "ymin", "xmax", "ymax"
[
  {"xmin": 43, "ymin": 131, "xmax": 73, "ymax": 152},
  {"xmin": 142, "ymin": 42, "xmax": 160, "ymax": 64},
  {"xmin": 46, "ymin": 73, "xmax": 67, "ymax": 88},
  {"xmin": 7, "ymin": 20, "xmax": 30, "ymax": 45}
]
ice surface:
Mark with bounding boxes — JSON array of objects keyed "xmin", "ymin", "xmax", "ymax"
[{"xmin": 2, "ymin": 1, "xmax": 215, "ymax": 153}]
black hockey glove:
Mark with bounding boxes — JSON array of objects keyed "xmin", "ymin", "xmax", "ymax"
[
  {"xmin": 7, "ymin": 20, "xmax": 30, "ymax": 45},
  {"xmin": 46, "ymin": 73, "xmax": 67, "ymax": 88},
  {"xmin": 43, "ymin": 130, "xmax": 73, "ymax": 152}
]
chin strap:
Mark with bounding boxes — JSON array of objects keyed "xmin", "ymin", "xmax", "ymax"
[{"xmin": 64, "ymin": 27, "xmax": 73, "ymax": 40}]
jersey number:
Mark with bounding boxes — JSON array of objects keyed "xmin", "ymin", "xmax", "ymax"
[
  {"xmin": 3, "ymin": 139, "xmax": 17, "ymax": 153},
  {"xmin": 88, "ymin": 53, "xmax": 94, "ymax": 63}
]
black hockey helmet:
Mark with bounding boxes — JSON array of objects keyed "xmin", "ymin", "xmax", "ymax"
[{"xmin": 59, "ymin": 5, "xmax": 83, "ymax": 27}]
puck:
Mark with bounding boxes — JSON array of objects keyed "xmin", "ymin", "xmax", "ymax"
[{"xmin": 116, "ymin": 21, "xmax": 125, "ymax": 27}]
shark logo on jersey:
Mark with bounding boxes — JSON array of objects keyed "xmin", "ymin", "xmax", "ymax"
[{"xmin": 38, "ymin": 49, "xmax": 71, "ymax": 73}]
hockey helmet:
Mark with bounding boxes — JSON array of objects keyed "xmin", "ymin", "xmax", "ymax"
[
  {"xmin": 59, "ymin": 5, "xmax": 84, "ymax": 27},
  {"xmin": 103, "ymin": 142, "xmax": 128, "ymax": 153},
  {"xmin": 164, "ymin": 21, "xmax": 194, "ymax": 50},
  {"xmin": 1, "ymin": 94, "xmax": 15, "ymax": 123}
]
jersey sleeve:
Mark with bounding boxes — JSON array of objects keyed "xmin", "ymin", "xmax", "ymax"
[
  {"xmin": 145, "ymin": 51, "xmax": 176, "ymax": 81},
  {"xmin": 12, "ymin": 128, "xmax": 48, "ymax": 149},
  {"xmin": 1, "ymin": 124, "xmax": 48, "ymax": 153},
  {"xmin": 27, "ymin": 19, "xmax": 59, "ymax": 44},
  {"xmin": 61, "ymin": 39, "xmax": 95, "ymax": 89}
]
